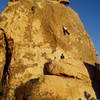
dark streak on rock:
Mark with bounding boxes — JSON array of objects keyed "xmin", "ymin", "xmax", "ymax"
[
  {"xmin": 1, "ymin": 29, "xmax": 14, "ymax": 85},
  {"xmin": 44, "ymin": 62, "xmax": 52, "ymax": 75}
]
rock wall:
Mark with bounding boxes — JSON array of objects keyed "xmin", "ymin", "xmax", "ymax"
[{"xmin": 0, "ymin": 0, "xmax": 100, "ymax": 100}]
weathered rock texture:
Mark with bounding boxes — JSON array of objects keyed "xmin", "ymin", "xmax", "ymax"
[{"xmin": 0, "ymin": 0, "xmax": 100, "ymax": 100}]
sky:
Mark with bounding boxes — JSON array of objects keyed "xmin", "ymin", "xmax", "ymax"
[{"xmin": 0, "ymin": 0, "xmax": 100, "ymax": 61}]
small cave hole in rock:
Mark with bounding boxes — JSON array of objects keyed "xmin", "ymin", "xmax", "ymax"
[
  {"xmin": 31, "ymin": 6, "xmax": 36, "ymax": 13},
  {"xmin": 60, "ymin": 53, "xmax": 65, "ymax": 59},
  {"xmin": 44, "ymin": 62, "xmax": 52, "ymax": 75},
  {"xmin": 63, "ymin": 26, "xmax": 70, "ymax": 35}
]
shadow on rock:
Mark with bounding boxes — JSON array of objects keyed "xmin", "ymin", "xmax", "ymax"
[
  {"xmin": 15, "ymin": 78, "xmax": 40, "ymax": 100},
  {"xmin": 78, "ymin": 91, "xmax": 97, "ymax": 100},
  {"xmin": 84, "ymin": 62, "xmax": 100, "ymax": 99}
]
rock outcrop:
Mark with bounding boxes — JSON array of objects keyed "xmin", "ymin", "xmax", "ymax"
[
  {"xmin": 0, "ymin": 0, "xmax": 100, "ymax": 100},
  {"xmin": 10, "ymin": 0, "xmax": 70, "ymax": 4}
]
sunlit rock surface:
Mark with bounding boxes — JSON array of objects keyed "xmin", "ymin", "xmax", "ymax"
[{"xmin": 0, "ymin": 0, "xmax": 100, "ymax": 100}]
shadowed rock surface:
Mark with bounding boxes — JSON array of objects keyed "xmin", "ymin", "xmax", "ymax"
[{"xmin": 0, "ymin": 0, "xmax": 100, "ymax": 100}]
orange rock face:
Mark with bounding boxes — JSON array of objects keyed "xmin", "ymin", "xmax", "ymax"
[{"xmin": 0, "ymin": 0, "xmax": 99, "ymax": 100}]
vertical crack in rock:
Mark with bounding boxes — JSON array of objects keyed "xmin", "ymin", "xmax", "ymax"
[{"xmin": 1, "ymin": 32, "xmax": 14, "ymax": 85}]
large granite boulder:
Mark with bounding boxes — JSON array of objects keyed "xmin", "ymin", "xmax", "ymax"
[{"xmin": 0, "ymin": 0, "xmax": 99, "ymax": 100}]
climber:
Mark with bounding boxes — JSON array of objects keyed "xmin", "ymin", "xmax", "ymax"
[{"xmin": 63, "ymin": 26, "xmax": 70, "ymax": 35}]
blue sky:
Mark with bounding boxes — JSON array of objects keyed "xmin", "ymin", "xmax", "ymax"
[{"xmin": 0, "ymin": 0, "xmax": 100, "ymax": 61}]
